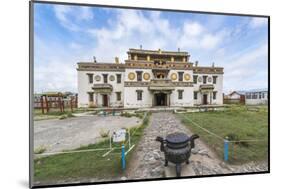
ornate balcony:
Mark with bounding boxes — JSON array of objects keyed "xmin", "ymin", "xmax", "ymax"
[
  {"xmin": 149, "ymin": 79, "xmax": 175, "ymax": 91},
  {"xmin": 92, "ymin": 84, "xmax": 113, "ymax": 93},
  {"xmin": 199, "ymin": 84, "xmax": 214, "ymax": 92}
]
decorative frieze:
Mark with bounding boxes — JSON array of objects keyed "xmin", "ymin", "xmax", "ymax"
[
  {"xmin": 77, "ymin": 63, "xmax": 125, "ymax": 72},
  {"xmin": 124, "ymin": 80, "xmax": 193, "ymax": 87},
  {"xmin": 193, "ymin": 67, "xmax": 224, "ymax": 74}
]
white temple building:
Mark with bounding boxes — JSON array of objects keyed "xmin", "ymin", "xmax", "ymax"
[{"xmin": 77, "ymin": 48, "xmax": 224, "ymax": 108}]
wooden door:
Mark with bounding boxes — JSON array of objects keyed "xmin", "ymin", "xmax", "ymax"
[
  {"xmin": 102, "ymin": 95, "xmax": 108, "ymax": 107},
  {"xmin": 203, "ymin": 94, "xmax": 208, "ymax": 105}
]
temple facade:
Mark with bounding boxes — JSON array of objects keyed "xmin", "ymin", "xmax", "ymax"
[{"xmin": 77, "ymin": 48, "xmax": 224, "ymax": 108}]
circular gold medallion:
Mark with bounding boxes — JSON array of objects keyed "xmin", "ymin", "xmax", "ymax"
[
  {"xmin": 171, "ymin": 73, "xmax": 177, "ymax": 80},
  {"xmin": 184, "ymin": 73, "xmax": 191, "ymax": 81},
  {"xmin": 143, "ymin": 72, "xmax": 150, "ymax": 80},
  {"xmin": 128, "ymin": 72, "xmax": 135, "ymax": 80}
]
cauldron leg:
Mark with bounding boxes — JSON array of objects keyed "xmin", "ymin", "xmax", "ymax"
[
  {"xmin": 164, "ymin": 159, "xmax": 168, "ymax": 167},
  {"xmin": 176, "ymin": 164, "xmax": 181, "ymax": 177}
]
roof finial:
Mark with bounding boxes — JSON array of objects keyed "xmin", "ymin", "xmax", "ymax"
[
  {"xmin": 115, "ymin": 57, "xmax": 119, "ymax": 64},
  {"xmin": 93, "ymin": 56, "xmax": 97, "ymax": 63},
  {"xmin": 140, "ymin": 45, "xmax": 142, "ymax": 49},
  {"xmin": 212, "ymin": 62, "xmax": 215, "ymax": 67},
  {"xmin": 178, "ymin": 47, "xmax": 180, "ymax": 52}
]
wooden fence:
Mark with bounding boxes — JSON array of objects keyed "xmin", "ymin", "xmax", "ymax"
[{"xmin": 34, "ymin": 95, "xmax": 78, "ymax": 114}]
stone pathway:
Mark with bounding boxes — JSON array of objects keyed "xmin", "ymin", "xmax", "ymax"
[{"xmin": 126, "ymin": 112, "xmax": 268, "ymax": 179}]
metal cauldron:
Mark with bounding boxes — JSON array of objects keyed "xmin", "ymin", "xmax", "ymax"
[{"xmin": 156, "ymin": 132, "xmax": 199, "ymax": 177}]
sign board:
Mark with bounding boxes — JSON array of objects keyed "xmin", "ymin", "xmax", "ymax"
[{"xmin": 112, "ymin": 129, "xmax": 126, "ymax": 143}]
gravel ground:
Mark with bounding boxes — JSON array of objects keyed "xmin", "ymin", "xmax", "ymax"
[{"xmin": 34, "ymin": 115, "xmax": 141, "ymax": 153}]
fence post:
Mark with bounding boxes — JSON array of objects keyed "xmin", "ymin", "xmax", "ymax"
[
  {"xmin": 40, "ymin": 96, "xmax": 44, "ymax": 114},
  {"xmin": 121, "ymin": 144, "xmax": 126, "ymax": 170},
  {"xmin": 70, "ymin": 97, "xmax": 73, "ymax": 112},
  {"xmin": 224, "ymin": 139, "xmax": 229, "ymax": 162}
]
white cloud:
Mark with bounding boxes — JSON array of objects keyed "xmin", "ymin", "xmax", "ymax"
[
  {"xmin": 54, "ymin": 5, "xmax": 94, "ymax": 31},
  {"xmin": 222, "ymin": 43, "xmax": 268, "ymax": 92},
  {"xmin": 249, "ymin": 17, "xmax": 268, "ymax": 28},
  {"xmin": 34, "ymin": 61, "xmax": 77, "ymax": 93},
  {"xmin": 34, "ymin": 36, "xmax": 93, "ymax": 93},
  {"xmin": 178, "ymin": 22, "xmax": 228, "ymax": 50},
  {"xmin": 225, "ymin": 43, "xmax": 268, "ymax": 70},
  {"xmin": 183, "ymin": 22, "xmax": 203, "ymax": 36},
  {"xmin": 69, "ymin": 42, "xmax": 82, "ymax": 49},
  {"xmin": 87, "ymin": 10, "xmax": 179, "ymax": 63}
]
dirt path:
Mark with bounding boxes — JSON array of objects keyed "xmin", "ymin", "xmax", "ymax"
[
  {"xmin": 126, "ymin": 112, "xmax": 268, "ymax": 179},
  {"xmin": 34, "ymin": 115, "xmax": 141, "ymax": 153}
]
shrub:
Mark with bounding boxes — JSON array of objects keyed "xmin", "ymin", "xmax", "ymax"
[
  {"xmin": 99, "ymin": 129, "xmax": 110, "ymax": 138},
  {"xmin": 34, "ymin": 146, "xmax": 46, "ymax": 154},
  {"xmin": 121, "ymin": 112, "xmax": 133, "ymax": 117},
  {"xmin": 59, "ymin": 112, "xmax": 75, "ymax": 119},
  {"xmin": 225, "ymin": 133, "xmax": 249, "ymax": 147},
  {"xmin": 67, "ymin": 112, "xmax": 75, "ymax": 118},
  {"xmin": 59, "ymin": 115, "xmax": 67, "ymax": 120}
]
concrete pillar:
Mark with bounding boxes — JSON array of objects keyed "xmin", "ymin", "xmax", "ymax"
[
  {"xmin": 95, "ymin": 93, "xmax": 98, "ymax": 106},
  {"xmin": 168, "ymin": 93, "xmax": 171, "ymax": 107}
]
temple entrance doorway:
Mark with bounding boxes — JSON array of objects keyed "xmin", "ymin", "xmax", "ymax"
[{"xmin": 155, "ymin": 93, "xmax": 167, "ymax": 106}]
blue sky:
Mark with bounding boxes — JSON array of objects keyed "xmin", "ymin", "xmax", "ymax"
[{"xmin": 34, "ymin": 3, "xmax": 268, "ymax": 93}]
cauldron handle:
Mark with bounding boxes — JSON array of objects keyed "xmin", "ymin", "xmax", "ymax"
[
  {"xmin": 190, "ymin": 134, "xmax": 199, "ymax": 148},
  {"xmin": 156, "ymin": 136, "xmax": 166, "ymax": 152}
]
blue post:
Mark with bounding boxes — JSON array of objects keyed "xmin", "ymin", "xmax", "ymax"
[
  {"xmin": 224, "ymin": 139, "xmax": 229, "ymax": 161},
  {"xmin": 121, "ymin": 144, "xmax": 126, "ymax": 170},
  {"xmin": 112, "ymin": 109, "xmax": 115, "ymax": 116},
  {"xmin": 103, "ymin": 111, "xmax": 106, "ymax": 116}
]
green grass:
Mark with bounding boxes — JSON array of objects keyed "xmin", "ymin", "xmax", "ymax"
[
  {"xmin": 34, "ymin": 113, "xmax": 150, "ymax": 184},
  {"xmin": 178, "ymin": 105, "xmax": 268, "ymax": 164},
  {"xmin": 34, "ymin": 108, "xmax": 83, "ymax": 121}
]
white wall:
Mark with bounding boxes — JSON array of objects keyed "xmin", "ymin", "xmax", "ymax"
[
  {"xmin": 193, "ymin": 73, "xmax": 223, "ymax": 105},
  {"xmin": 124, "ymin": 87, "xmax": 153, "ymax": 108},
  {"xmin": 245, "ymin": 99, "xmax": 268, "ymax": 105},
  {"xmin": 77, "ymin": 70, "xmax": 124, "ymax": 107},
  {"xmin": 245, "ymin": 92, "xmax": 268, "ymax": 105},
  {"xmin": 79, "ymin": 69, "xmax": 223, "ymax": 107},
  {"xmin": 170, "ymin": 87, "xmax": 194, "ymax": 107}
]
